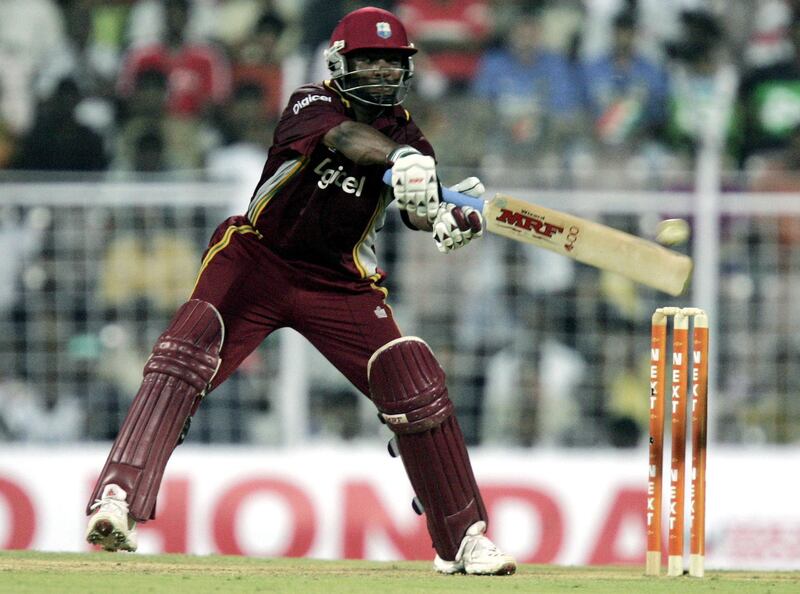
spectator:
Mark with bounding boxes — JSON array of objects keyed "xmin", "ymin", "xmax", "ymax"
[
  {"xmin": 581, "ymin": 0, "xmax": 692, "ymax": 64},
  {"xmin": 212, "ymin": 81, "xmax": 273, "ymax": 152},
  {"xmin": 98, "ymin": 214, "xmax": 198, "ymax": 312},
  {"xmin": 216, "ymin": 0, "xmax": 299, "ymax": 61},
  {"xmin": 37, "ymin": 0, "xmax": 120, "ymax": 104},
  {"xmin": 397, "ymin": 0, "xmax": 493, "ymax": 91},
  {"xmin": 404, "ymin": 93, "xmax": 492, "ymax": 170},
  {"xmin": 113, "ymin": 68, "xmax": 216, "ymax": 172},
  {"xmin": 749, "ymin": 123, "xmax": 800, "ymax": 248},
  {"xmin": 739, "ymin": 13, "xmax": 800, "ymax": 165},
  {"xmin": 229, "ymin": 10, "xmax": 289, "ymax": 119},
  {"xmin": 1, "ymin": 301, "xmax": 85, "ymax": 442},
  {"xmin": 206, "ymin": 81, "xmax": 276, "ymax": 212},
  {"xmin": 117, "ymin": 0, "xmax": 232, "ymax": 120},
  {"xmin": 663, "ymin": 9, "xmax": 739, "ymax": 167},
  {"xmin": 471, "ymin": 9, "xmax": 584, "ymax": 174},
  {"xmin": 12, "ymin": 77, "xmax": 108, "ymax": 172},
  {"xmin": 0, "ymin": 206, "xmax": 47, "ymax": 313},
  {"xmin": 35, "ymin": 0, "xmax": 125, "ymax": 142},
  {"xmin": 743, "ymin": 0, "xmax": 795, "ymax": 68},
  {"xmin": 581, "ymin": 11, "xmax": 669, "ymax": 152},
  {"xmin": 0, "ymin": 374, "xmax": 84, "ymax": 442},
  {"xmin": 125, "ymin": 0, "xmax": 217, "ymax": 47},
  {"xmin": 0, "ymin": 0, "xmax": 66, "ymax": 134},
  {"xmin": 537, "ymin": 0, "xmax": 584, "ymax": 58}
]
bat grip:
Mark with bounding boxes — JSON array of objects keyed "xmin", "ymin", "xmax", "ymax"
[{"xmin": 382, "ymin": 170, "xmax": 485, "ymax": 213}]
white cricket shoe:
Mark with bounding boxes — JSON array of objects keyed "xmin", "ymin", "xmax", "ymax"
[
  {"xmin": 433, "ymin": 521, "xmax": 516, "ymax": 575},
  {"xmin": 85, "ymin": 484, "xmax": 138, "ymax": 552}
]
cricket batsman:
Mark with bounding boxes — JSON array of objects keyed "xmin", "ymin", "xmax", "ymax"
[{"xmin": 85, "ymin": 6, "xmax": 516, "ymax": 576}]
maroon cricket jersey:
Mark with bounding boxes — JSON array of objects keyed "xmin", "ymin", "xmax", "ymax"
[{"xmin": 245, "ymin": 81, "xmax": 433, "ymax": 281}]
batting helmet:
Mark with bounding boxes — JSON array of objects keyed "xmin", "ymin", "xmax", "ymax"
[{"xmin": 324, "ymin": 7, "xmax": 417, "ymax": 106}]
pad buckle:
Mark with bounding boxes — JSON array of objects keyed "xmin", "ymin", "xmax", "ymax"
[{"xmin": 381, "ymin": 412, "xmax": 409, "ymax": 426}]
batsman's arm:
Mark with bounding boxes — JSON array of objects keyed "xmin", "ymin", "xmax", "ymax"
[
  {"xmin": 326, "ymin": 123, "xmax": 439, "ymax": 229},
  {"xmin": 325, "ymin": 121, "xmax": 400, "ymax": 165}
]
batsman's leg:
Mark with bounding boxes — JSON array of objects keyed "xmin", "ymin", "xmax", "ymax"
[
  {"xmin": 85, "ymin": 299, "xmax": 224, "ymax": 551},
  {"xmin": 368, "ymin": 337, "xmax": 516, "ymax": 575}
]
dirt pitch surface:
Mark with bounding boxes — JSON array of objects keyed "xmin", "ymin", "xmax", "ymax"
[{"xmin": 2, "ymin": 551, "xmax": 799, "ymax": 594}]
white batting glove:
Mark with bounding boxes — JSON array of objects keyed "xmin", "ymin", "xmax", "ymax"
[
  {"xmin": 432, "ymin": 177, "xmax": 485, "ymax": 253},
  {"xmin": 432, "ymin": 204, "xmax": 484, "ymax": 253},
  {"xmin": 449, "ymin": 176, "xmax": 485, "ymax": 198},
  {"xmin": 389, "ymin": 146, "xmax": 439, "ymax": 224}
]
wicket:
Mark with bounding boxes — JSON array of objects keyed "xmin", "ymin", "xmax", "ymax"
[{"xmin": 646, "ymin": 307, "xmax": 709, "ymax": 578}]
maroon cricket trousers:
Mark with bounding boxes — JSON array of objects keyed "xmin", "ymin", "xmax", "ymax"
[{"xmin": 192, "ymin": 215, "xmax": 404, "ymax": 395}]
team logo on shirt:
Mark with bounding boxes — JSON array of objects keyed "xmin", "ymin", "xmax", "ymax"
[
  {"xmin": 314, "ymin": 157, "xmax": 367, "ymax": 196},
  {"xmin": 376, "ymin": 22, "xmax": 392, "ymax": 39}
]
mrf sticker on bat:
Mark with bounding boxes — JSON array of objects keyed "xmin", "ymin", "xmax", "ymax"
[{"xmin": 494, "ymin": 207, "xmax": 581, "ymax": 251}]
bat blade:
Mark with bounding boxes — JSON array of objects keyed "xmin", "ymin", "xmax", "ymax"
[
  {"xmin": 381, "ymin": 171, "xmax": 692, "ymax": 295},
  {"xmin": 483, "ymin": 194, "xmax": 692, "ymax": 296}
]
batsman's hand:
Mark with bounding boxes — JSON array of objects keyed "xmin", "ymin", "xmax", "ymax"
[
  {"xmin": 449, "ymin": 176, "xmax": 485, "ymax": 198},
  {"xmin": 389, "ymin": 146, "xmax": 439, "ymax": 224},
  {"xmin": 432, "ymin": 177, "xmax": 485, "ymax": 252}
]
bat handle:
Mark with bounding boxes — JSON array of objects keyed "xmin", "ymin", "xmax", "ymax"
[{"xmin": 382, "ymin": 170, "xmax": 485, "ymax": 213}]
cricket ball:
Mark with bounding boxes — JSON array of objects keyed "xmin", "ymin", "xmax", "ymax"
[{"xmin": 655, "ymin": 218, "xmax": 690, "ymax": 246}]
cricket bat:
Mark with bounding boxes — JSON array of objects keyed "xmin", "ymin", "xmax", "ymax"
[{"xmin": 384, "ymin": 172, "xmax": 692, "ymax": 296}]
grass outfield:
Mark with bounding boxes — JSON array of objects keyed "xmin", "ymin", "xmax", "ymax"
[{"xmin": 1, "ymin": 552, "xmax": 799, "ymax": 594}]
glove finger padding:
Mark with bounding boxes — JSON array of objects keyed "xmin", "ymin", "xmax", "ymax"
[
  {"xmin": 466, "ymin": 210, "xmax": 484, "ymax": 235},
  {"xmin": 390, "ymin": 148, "xmax": 439, "ymax": 223},
  {"xmin": 433, "ymin": 203, "xmax": 484, "ymax": 253},
  {"xmin": 450, "ymin": 206, "xmax": 466, "ymax": 231}
]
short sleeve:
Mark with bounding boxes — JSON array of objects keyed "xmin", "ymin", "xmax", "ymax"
[{"xmin": 271, "ymin": 87, "xmax": 351, "ymax": 157}]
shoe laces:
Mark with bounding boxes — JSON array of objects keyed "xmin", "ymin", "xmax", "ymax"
[
  {"xmin": 89, "ymin": 495, "xmax": 129, "ymax": 517},
  {"xmin": 463, "ymin": 534, "xmax": 504, "ymax": 560}
]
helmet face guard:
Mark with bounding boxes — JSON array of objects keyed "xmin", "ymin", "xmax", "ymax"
[
  {"xmin": 324, "ymin": 7, "xmax": 417, "ymax": 107},
  {"xmin": 325, "ymin": 42, "xmax": 414, "ymax": 106}
]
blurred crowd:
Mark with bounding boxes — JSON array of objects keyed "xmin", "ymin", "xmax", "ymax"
[
  {"xmin": 3, "ymin": 0, "xmax": 800, "ymax": 187},
  {"xmin": 5, "ymin": 0, "xmax": 800, "ymax": 447}
]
